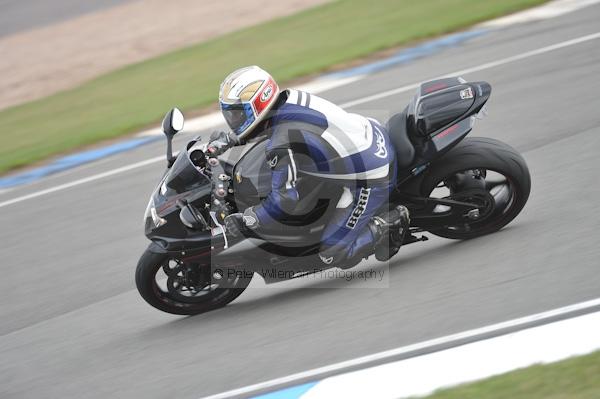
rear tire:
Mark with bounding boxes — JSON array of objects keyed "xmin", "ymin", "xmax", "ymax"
[
  {"xmin": 419, "ymin": 137, "xmax": 531, "ymax": 239},
  {"xmin": 135, "ymin": 248, "xmax": 252, "ymax": 315}
]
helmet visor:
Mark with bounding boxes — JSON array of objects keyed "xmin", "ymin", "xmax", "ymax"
[{"xmin": 221, "ymin": 102, "xmax": 255, "ymax": 134}]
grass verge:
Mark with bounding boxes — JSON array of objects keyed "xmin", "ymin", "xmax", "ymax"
[
  {"xmin": 421, "ymin": 350, "xmax": 600, "ymax": 399},
  {"xmin": 0, "ymin": 0, "xmax": 548, "ymax": 174}
]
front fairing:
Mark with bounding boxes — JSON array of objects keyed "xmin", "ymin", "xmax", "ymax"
[{"xmin": 144, "ymin": 140, "xmax": 212, "ymax": 239}]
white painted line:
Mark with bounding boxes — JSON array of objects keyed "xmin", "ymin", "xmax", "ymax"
[
  {"xmin": 340, "ymin": 31, "xmax": 600, "ymax": 108},
  {"xmin": 138, "ymin": 112, "xmax": 224, "ymax": 137},
  {"xmin": 201, "ymin": 297, "xmax": 600, "ymax": 399},
  {"xmin": 303, "ymin": 311, "xmax": 600, "ymax": 399},
  {"xmin": 480, "ymin": 0, "xmax": 600, "ymax": 28},
  {"xmin": 2, "ymin": 31, "xmax": 599, "ymax": 210},
  {"xmin": 296, "ymin": 75, "xmax": 363, "ymax": 94},
  {"xmin": 0, "ymin": 156, "xmax": 163, "ymax": 209}
]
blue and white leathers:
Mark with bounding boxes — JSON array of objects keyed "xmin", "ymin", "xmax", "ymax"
[{"xmin": 251, "ymin": 89, "xmax": 397, "ymax": 265}]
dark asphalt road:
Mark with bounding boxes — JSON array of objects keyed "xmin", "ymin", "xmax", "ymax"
[
  {"xmin": 0, "ymin": 0, "xmax": 138, "ymax": 37},
  {"xmin": 1, "ymin": 5, "xmax": 600, "ymax": 399}
]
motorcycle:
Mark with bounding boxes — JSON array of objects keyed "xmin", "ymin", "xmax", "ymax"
[{"xmin": 136, "ymin": 77, "xmax": 531, "ymax": 315}]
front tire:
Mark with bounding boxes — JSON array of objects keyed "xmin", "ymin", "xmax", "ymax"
[
  {"xmin": 419, "ymin": 137, "xmax": 531, "ymax": 239},
  {"xmin": 135, "ymin": 248, "xmax": 252, "ymax": 315}
]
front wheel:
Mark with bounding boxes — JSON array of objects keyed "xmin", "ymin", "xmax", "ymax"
[
  {"xmin": 419, "ymin": 137, "xmax": 531, "ymax": 240},
  {"xmin": 135, "ymin": 248, "xmax": 252, "ymax": 315}
]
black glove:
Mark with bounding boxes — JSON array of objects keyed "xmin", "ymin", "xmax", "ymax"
[
  {"xmin": 223, "ymin": 208, "xmax": 260, "ymax": 238},
  {"xmin": 224, "ymin": 213, "xmax": 245, "ymax": 238},
  {"xmin": 207, "ymin": 131, "xmax": 239, "ymax": 156}
]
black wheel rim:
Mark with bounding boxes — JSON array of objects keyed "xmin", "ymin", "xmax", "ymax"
[
  {"xmin": 427, "ymin": 168, "xmax": 517, "ymax": 234},
  {"xmin": 152, "ymin": 258, "xmax": 244, "ymax": 306}
]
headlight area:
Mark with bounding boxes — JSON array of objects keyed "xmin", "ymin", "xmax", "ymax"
[
  {"xmin": 150, "ymin": 206, "xmax": 167, "ymax": 227},
  {"xmin": 144, "ymin": 196, "xmax": 167, "ymax": 228}
]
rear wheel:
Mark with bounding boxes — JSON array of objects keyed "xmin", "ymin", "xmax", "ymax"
[
  {"xmin": 135, "ymin": 248, "xmax": 252, "ymax": 315},
  {"xmin": 419, "ymin": 137, "xmax": 531, "ymax": 239}
]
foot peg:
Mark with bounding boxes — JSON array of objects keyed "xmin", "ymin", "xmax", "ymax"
[{"xmin": 404, "ymin": 234, "xmax": 428, "ymax": 245}]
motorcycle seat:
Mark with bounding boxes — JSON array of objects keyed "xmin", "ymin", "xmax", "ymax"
[{"xmin": 386, "ymin": 108, "xmax": 416, "ymax": 169}]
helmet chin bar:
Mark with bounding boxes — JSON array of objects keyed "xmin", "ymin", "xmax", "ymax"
[
  {"xmin": 221, "ymin": 102, "xmax": 255, "ymax": 136},
  {"xmin": 233, "ymin": 105, "xmax": 257, "ymax": 137}
]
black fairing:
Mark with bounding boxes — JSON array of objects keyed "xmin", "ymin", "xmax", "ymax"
[
  {"xmin": 411, "ymin": 79, "xmax": 490, "ymax": 155},
  {"xmin": 414, "ymin": 87, "xmax": 474, "ymax": 136},
  {"xmin": 387, "ymin": 77, "xmax": 491, "ymax": 184},
  {"xmin": 407, "ymin": 78, "xmax": 491, "ymax": 139},
  {"xmin": 144, "ymin": 139, "xmax": 215, "ymax": 252}
]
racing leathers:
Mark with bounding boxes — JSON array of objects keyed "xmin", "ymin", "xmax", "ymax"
[{"xmin": 223, "ymin": 89, "xmax": 399, "ymax": 266}]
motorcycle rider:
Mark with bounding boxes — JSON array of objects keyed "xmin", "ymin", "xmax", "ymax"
[{"xmin": 212, "ymin": 66, "xmax": 409, "ymax": 267}]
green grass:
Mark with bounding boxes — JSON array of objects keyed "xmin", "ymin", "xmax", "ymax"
[
  {"xmin": 421, "ymin": 350, "xmax": 600, "ymax": 399},
  {"xmin": 0, "ymin": 0, "xmax": 548, "ymax": 174}
]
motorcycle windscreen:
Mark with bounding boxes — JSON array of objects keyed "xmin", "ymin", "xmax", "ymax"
[
  {"xmin": 144, "ymin": 145, "xmax": 212, "ymax": 238},
  {"xmin": 163, "ymin": 148, "xmax": 211, "ymax": 195}
]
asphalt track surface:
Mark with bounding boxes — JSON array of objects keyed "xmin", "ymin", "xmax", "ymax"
[
  {"xmin": 0, "ymin": 0, "xmax": 137, "ymax": 37},
  {"xmin": 2, "ymin": 6, "xmax": 600, "ymax": 399}
]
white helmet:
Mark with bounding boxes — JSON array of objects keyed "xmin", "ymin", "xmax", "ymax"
[{"xmin": 219, "ymin": 66, "xmax": 280, "ymax": 140}]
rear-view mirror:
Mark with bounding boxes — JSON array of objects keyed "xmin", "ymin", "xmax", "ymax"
[{"xmin": 162, "ymin": 107, "xmax": 185, "ymax": 137}]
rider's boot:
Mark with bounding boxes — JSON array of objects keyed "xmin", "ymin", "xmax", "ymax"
[{"xmin": 369, "ymin": 205, "xmax": 410, "ymax": 262}]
